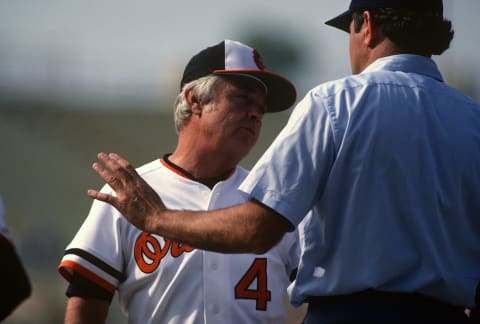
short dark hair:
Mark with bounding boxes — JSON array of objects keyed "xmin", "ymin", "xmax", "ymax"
[{"xmin": 352, "ymin": 8, "xmax": 454, "ymax": 56}]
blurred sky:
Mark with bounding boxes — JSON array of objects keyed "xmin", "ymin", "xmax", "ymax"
[{"xmin": 1, "ymin": 0, "xmax": 479, "ymax": 109}]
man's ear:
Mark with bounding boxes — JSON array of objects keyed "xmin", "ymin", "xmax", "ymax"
[
  {"xmin": 185, "ymin": 88, "xmax": 202, "ymax": 116},
  {"xmin": 362, "ymin": 10, "xmax": 379, "ymax": 48}
]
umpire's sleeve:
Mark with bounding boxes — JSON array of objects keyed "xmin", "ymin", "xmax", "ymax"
[{"xmin": 0, "ymin": 234, "xmax": 32, "ymax": 321}]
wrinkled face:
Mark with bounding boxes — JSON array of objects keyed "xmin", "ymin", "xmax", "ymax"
[{"xmin": 200, "ymin": 76, "xmax": 267, "ymax": 159}]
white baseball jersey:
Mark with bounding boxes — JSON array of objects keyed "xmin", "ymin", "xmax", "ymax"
[{"xmin": 58, "ymin": 158, "xmax": 300, "ymax": 324}]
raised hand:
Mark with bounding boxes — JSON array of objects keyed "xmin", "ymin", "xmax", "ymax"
[{"xmin": 87, "ymin": 152, "xmax": 165, "ymax": 231}]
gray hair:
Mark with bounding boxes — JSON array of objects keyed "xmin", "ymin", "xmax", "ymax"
[{"xmin": 173, "ymin": 75, "xmax": 221, "ymax": 133}]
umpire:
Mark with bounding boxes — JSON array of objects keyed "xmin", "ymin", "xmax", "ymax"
[{"xmin": 302, "ymin": 0, "xmax": 479, "ymax": 322}]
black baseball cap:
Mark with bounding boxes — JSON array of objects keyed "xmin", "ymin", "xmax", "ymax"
[
  {"xmin": 325, "ymin": 0, "xmax": 444, "ymax": 32},
  {"xmin": 180, "ymin": 39, "xmax": 297, "ymax": 113}
]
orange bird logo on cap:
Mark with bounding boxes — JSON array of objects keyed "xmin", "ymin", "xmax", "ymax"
[{"xmin": 253, "ymin": 49, "xmax": 266, "ymax": 70}]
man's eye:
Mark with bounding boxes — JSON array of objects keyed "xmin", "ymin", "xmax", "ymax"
[{"xmin": 234, "ymin": 95, "xmax": 249, "ymax": 102}]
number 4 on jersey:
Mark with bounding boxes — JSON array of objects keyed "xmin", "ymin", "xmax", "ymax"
[{"xmin": 234, "ymin": 258, "xmax": 271, "ymax": 311}]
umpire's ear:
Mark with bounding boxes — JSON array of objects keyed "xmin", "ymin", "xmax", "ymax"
[{"xmin": 185, "ymin": 87, "xmax": 202, "ymax": 116}]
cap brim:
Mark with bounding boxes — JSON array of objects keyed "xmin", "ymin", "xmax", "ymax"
[
  {"xmin": 214, "ymin": 70, "xmax": 297, "ymax": 113},
  {"xmin": 325, "ymin": 9, "xmax": 354, "ymax": 33}
]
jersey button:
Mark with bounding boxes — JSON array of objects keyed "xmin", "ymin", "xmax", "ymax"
[{"xmin": 211, "ymin": 263, "xmax": 218, "ymax": 270}]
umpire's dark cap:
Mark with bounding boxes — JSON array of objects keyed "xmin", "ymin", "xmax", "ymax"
[
  {"xmin": 325, "ymin": 0, "xmax": 444, "ymax": 33},
  {"xmin": 180, "ymin": 40, "xmax": 296, "ymax": 113}
]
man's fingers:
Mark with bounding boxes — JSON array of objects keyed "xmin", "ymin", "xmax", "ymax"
[
  {"xmin": 87, "ymin": 189, "xmax": 118, "ymax": 205},
  {"xmin": 97, "ymin": 152, "xmax": 138, "ymax": 183},
  {"xmin": 109, "ymin": 152, "xmax": 137, "ymax": 175},
  {"xmin": 97, "ymin": 152, "xmax": 123, "ymax": 174},
  {"xmin": 92, "ymin": 161, "xmax": 124, "ymax": 190}
]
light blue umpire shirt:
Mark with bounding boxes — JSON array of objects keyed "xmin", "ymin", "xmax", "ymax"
[{"xmin": 239, "ymin": 54, "xmax": 480, "ymax": 308}]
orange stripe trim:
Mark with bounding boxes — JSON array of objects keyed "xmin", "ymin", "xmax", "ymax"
[
  {"xmin": 58, "ymin": 260, "xmax": 116, "ymax": 293},
  {"xmin": 160, "ymin": 158, "xmax": 237, "ymax": 181},
  {"xmin": 160, "ymin": 158, "xmax": 191, "ymax": 179}
]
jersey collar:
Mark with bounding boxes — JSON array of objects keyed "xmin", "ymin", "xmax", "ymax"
[{"xmin": 160, "ymin": 154, "xmax": 235, "ymax": 189}]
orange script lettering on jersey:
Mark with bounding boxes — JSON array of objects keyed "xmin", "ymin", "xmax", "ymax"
[{"xmin": 134, "ymin": 232, "xmax": 195, "ymax": 273}]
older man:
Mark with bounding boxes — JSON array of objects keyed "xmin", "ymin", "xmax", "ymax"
[{"xmin": 59, "ymin": 40, "xmax": 301, "ymax": 323}]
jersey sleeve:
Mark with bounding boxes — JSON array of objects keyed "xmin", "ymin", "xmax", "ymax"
[
  {"xmin": 0, "ymin": 196, "xmax": 32, "ymax": 321},
  {"xmin": 239, "ymin": 90, "xmax": 337, "ymax": 227},
  {"xmin": 58, "ymin": 186, "xmax": 127, "ymax": 294},
  {"xmin": 66, "ymin": 271, "xmax": 114, "ymax": 301},
  {"xmin": 0, "ymin": 233, "xmax": 32, "ymax": 321}
]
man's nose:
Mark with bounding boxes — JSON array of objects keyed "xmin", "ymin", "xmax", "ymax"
[{"xmin": 247, "ymin": 102, "xmax": 265, "ymax": 121}]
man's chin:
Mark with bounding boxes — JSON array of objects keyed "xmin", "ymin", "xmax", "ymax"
[{"xmin": 233, "ymin": 137, "xmax": 257, "ymax": 155}]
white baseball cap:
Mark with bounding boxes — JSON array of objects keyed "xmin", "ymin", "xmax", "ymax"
[{"xmin": 180, "ymin": 39, "xmax": 297, "ymax": 113}]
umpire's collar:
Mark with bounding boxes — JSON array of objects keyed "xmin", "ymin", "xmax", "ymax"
[{"xmin": 362, "ymin": 54, "xmax": 444, "ymax": 82}]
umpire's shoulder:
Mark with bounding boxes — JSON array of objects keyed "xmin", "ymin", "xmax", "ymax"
[{"xmin": 313, "ymin": 74, "xmax": 368, "ymax": 98}]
